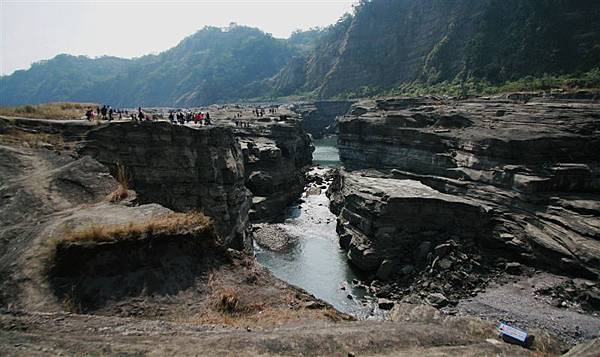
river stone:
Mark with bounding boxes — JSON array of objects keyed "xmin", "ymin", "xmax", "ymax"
[
  {"xmin": 505, "ymin": 262, "xmax": 523, "ymax": 275},
  {"xmin": 427, "ymin": 293, "xmax": 449, "ymax": 308},
  {"xmin": 377, "ymin": 298, "xmax": 395, "ymax": 310},
  {"xmin": 416, "ymin": 241, "xmax": 432, "ymax": 264},
  {"xmin": 434, "ymin": 241, "xmax": 455, "ymax": 257},
  {"xmin": 306, "ymin": 186, "xmax": 322, "ymax": 196},
  {"xmin": 400, "ymin": 265, "xmax": 415, "ymax": 275},
  {"xmin": 437, "ymin": 258, "xmax": 453, "ymax": 270},
  {"xmin": 253, "ymin": 224, "xmax": 298, "ymax": 252},
  {"xmin": 376, "ymin": 260, "xmax": 396, "ymax": 281}
]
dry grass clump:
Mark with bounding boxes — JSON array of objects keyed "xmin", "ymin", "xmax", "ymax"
[
  {"xmin": 61, "ymin": 287, "xmax": 83, "ymax": 313},
  {"xmin": 0, "ymin": 102, "xmax": 97, "ymax": 120},
  {"xmin": 214, "ymin": 287, "xmax": 241, "ymax": 313},
  {"xmin": 0, "ymin": 127, "xmax": 66, "ymax": 150},
  {"xmin": 63, "ymin": 211, "xmax": 212, "ymax": 244},
  {"xmin": 107, "ymin": 163, "xmax": 131, "ymax": 203}
]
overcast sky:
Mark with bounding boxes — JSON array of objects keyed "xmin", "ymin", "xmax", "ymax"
[{"xmin": 0, "ymin": 0, "xmax": 355, "ymax": 75}]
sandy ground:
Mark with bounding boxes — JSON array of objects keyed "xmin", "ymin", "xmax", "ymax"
[{"xmin": 457, "ymin": 270, "xmax": 600, "ymax": 345}]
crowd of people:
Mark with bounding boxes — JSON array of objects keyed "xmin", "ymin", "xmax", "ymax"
[
  {"xmin": 85, "ymin": 105, "xmax": 127, "ymax": 121},
  {"xmin": 84, "ymin": 104, "xmax": 283, "ymax": 128},
  {"xmin": 168, "ymin": 110, "xmax": 211, "ymax": 126},
  {"xmin": 252, "ymin": 106, "xmax": 277, "ymax": 118},
  {"xmin": 84, "ymin": 106, "xmax": 164, "ymax": 122}
]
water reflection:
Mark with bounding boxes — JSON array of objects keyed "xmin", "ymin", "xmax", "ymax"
[
  {"xmin": 313, "ymin": 135, "xmax": 341, "ymax": 167},
  {"xmin": 255, "ymin": 163, "xmax": 385, "ymax": 318}
]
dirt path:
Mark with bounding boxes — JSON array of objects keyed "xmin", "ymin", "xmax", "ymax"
[
  {"xmin": 457, "ymin": 271, "xmax": 600, "ymax": 345},
  {"xmin": 0, "ymin": 308, "xmax": 562, "ymax": 356}
]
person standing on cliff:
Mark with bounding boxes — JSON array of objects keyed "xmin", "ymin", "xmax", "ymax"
[
  {"xmin": 100, "ymin": 105, "xmax": 107, "ymax": 119},
  {"xmin": 138, "ymin": 107, "xmax": 145, "ymax": 121}
]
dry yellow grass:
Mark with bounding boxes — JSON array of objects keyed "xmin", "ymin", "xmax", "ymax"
[
  {"xmin": 0, "ymin": 127, "xmax": 68, "ymax": 150},
  {"xmin": 214, "ymin": 287, "xmax": 241, "ymax": 313},
  {"xmin": 0, "ymin": 102, "xmax": 97, "ymax": 120},
  {"xmin": 106, "ymin": 163, "xmax": 132, "ymax": 203},
  {"xmin": 63, "ymin": 212, "xmax": 212, "ymax": 244}
]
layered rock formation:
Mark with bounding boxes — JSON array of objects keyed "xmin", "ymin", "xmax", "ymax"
[
  {"xmin": 235, "ymin": 117, "xmax": 313, "ymax": 221},
  {"xmin": 0, "ymin": 117, "xmax": 252, "ymax": 248},
  {"xmin": 0, "ymin": 119, "xmax": 344, "ymax": 334},
  {"xmin": 330, "ymin": 97, "xmax": 600, "ymax": 278},
  {"xmin": 291, "ymin": 100, "xmax": 354, "ymax": 139},
  {"xmin": 78, "ymin": 122, "xmax": 251, "ymax": 248}
]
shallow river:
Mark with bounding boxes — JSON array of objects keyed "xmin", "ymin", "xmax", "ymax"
[{"xmin": 255, "ymin": 136, "xmax": 384, "ymax": 318}]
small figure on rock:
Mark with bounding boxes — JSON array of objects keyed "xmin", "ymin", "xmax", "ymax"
[{"xmin": 138, "ymin": 107, "xmax": 145, "ymax": 121}]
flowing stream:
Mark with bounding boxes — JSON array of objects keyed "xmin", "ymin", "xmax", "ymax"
[{"xmin": 255, "ymin": 136, "xmax": 384, "ymax": 318}]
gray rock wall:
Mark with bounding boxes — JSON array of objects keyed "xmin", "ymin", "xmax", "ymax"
[
  {"xmin": 293, "ymin": 101, "xmax": 354, "ymax": 139},
  {"xmin": 79, "ymin": 122, "xmax": 251, "ymax": 248},
  {"xmin": 331, "ymin": 98, "xmax": 600, "ymax": 278},
  {"xmin": 236, "ymin": 119, "xmax": 313, "ymax": 221}
]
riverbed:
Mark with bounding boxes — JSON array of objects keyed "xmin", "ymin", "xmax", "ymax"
[{"xmin": 255, "ymin": 136, "xmax": 384, "ymax": 318}]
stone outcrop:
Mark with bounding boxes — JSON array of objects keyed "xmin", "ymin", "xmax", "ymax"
[
  {"xmin": 329, "ymin": 171, "xmax": 493, "ymax": 271},
  {"xmin": 330, "ymin": 97, "xmax": 600, "ymax": 278},
  {"xmin": 292, "ymin": 100, "xmax": 354, "ymax": 139},
  {"xmin": 1, "ymin": 115, "xmax": 315, "ymax": 243},
  {"xmin": 235, "ymin": 118, "xmax": 313, "ymax": 221},
  {"xmin": 79, "ymin": 121, "xmax": 251, "ymax": 248},
  {"xmin": 0, "ymin": 120, "xmax": 343, "ymax": 332}
]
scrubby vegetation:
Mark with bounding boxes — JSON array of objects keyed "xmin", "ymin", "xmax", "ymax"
[
  {"xmin": 0, "ymin": 124, "xmax": 67, "ymax": 150},
  {"xmin": 213, "ymin": 287, "xmax": 241, "ymax": 313},
  {"xmin": 333, "ymin": 67, "xmax": 600, "ymax": 99},
  {"xmin": 0, "ymin": 102, "xmax": 95, "ymax": 120},
  {"xmin": 62, "ymin": 212, "xmax": 212, "ymax": 244},
  {"xmin": 106, "ymin": 163, "xmax": 132, "ymax": 203}
]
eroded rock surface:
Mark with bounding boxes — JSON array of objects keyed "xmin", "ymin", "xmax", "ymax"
[
  {"xmin": 332, "ymin": 97, "xmax": 600, "ymax": 279},
  {"xmin": 79, "ymin": 121, "xmax": 252, "ymax": 248},
  {"xmin": 292, "ymin": 100, "xmax": 354, "ymax": 139},
  {"xmin": 0, "ymin": 121, "xmax": 343, "ymax": 328},
  {"xmin": 236, "ymin": 118, "xmax": 312, "ymax": 221},
  {"xmin": 329, "ymin": 171, "xmax": 493, "ymax": 271}
]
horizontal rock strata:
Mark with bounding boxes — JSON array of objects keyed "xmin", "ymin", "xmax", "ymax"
[
  {"xmin": 332, "ymin": 97, "xmax": 600, "ymax": 278},
  {"xmin": 292, "ymin": 100, "xmax": 354, "ymax": 139},
  {"xmin": 236, "ymin": 119, "xmax": 312, "ymax": 222},
  {"xmin": 78, "ymin": 121, "xmax": 251, "ymax": 248}
]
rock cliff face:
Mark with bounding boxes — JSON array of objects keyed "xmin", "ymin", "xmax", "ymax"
[
  {"xmin": 79, "ymin": 122, "xmax": 251, "ymax": 248},
  {"xmin": 292, "ymin": 100, "xmax": 354, "ymax": 139},
  {"xmin": 2, "ymin": 115, "xmax": 315, "ymax": 244},
  {"xmin": 313, "ymin": 0, "xmax": 600, "ymax": 97},
  {"xmin": 330, "ymin": 97, "xmax": 600, "ymax": 278},
  {"xmin": 236, "ymin": 118, "xmax": 313, "ymax": 221}
]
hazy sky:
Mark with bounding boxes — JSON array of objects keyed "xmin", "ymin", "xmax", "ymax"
[{"xmin": 0, "ymin": 0, "xmax": 355, "ymax": 75}]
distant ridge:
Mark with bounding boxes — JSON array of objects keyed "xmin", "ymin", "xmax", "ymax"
[{"xmin": 2, "ymin": 0, "xmax": 599, "ymax": 106}]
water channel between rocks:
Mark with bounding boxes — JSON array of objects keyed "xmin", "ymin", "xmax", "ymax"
[{"xmin": 254, "ymin": 136, "xmax": 385, "ymax": 319}]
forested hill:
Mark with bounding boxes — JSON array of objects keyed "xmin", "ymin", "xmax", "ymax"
[
  {"xmin": 0, "ymin": 26, "xmax": 297, "ymax": 107},
  {"xmin": 272, "ymin": 0, "xmax": 600, "ymax": 98},
  {"xmin": 2, "ymin": 0, "xmax": 600, "ymax": 106}
]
